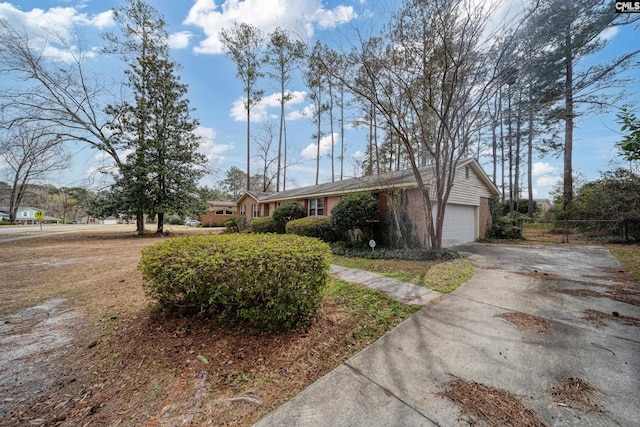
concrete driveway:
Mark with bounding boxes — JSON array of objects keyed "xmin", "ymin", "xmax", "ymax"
[{"xmin": 256, "ymin": 243, "xmax": 640, "ymax": 426}]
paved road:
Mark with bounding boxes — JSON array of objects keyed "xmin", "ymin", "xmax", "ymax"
[{"xmin": 256, "ymin": 243, "xmax": 640, "ymax": 426}]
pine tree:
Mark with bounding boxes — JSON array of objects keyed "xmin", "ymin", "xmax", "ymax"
[
  {"xmin": 525, "ymin": 0, "xmax": 639, "ymax": 215},
  {"xmin": 264, "ymin": 28, "xmax": 305, "ymax": 191},
  {"xmin": 105, "ymin": 0, "xmax": 206, "ymax": 234}
]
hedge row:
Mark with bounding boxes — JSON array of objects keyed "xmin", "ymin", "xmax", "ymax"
[
  {"xmin": 286, "ymin": 217, "xmax": 335, "ymax": 241},
  {"xmin": 138, "ymin": 234, "xmax": 331, "ymax": 332},
  {"xmin": 249, "ymin": 217, "xmax": 278, "ymax": 233},
  {"xmin": 330, "ymin": 244, "xmax": 460, "ymax": 261}
]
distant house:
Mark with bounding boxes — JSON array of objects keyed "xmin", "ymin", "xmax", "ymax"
[
  {"xmin": 200, "ymin": 201, "xmax": 238, "ymax": 227},
  {"xmin": 236, "ymin": 158, "xmax": 500, "ymax": 248},
  {"xmin": 537, "ymin": 199, "xmax": 553, "ymax": 214},
  {"xmin": 102, "ymin": 216, "xmax": 119, "ymax": 225},
  {"xmin": 0, "ymin": 206, "xmax": 60, "ymax": 224}
]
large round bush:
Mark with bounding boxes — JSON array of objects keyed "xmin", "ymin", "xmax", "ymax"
[
  {"xmin": 138, "ymin": 234, "xmax": 331, "ymax": 331},
  {"xmin": 272, "ymin": 201, "xmax": 306, "ymax": 233},
  {"xmin": 286, "ymin": 217, "xmax": 335, "ymax": 242},
  {"xmin": 249, "ymin": 217, "xmax": 278, "ymax": 233},
  {"xmin": 330, "ymin": 192, "xmax": 379, "ymax": 239}
]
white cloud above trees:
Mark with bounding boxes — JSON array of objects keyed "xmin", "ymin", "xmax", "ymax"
[{"xmin": 183, "ymin": 0, "xmax": 356, "ymax": 54}]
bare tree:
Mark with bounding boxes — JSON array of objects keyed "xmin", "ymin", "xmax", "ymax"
[
  {"xmin": 336, "ymin": 0, "xmax": 522, "ymax": 249},
  {"xmin": 0, "ymin": 126, "xmax": 69, "ymax": 223},
  {"xmin": 0, "ymin": 19, "xmax": 124, "ymax": 170},
  {"xmin": 305, "ymin": 41, "xmax": 329, "ymax": 186},
  {"xmin": 254, "ymin": 119, "xmax": 279, "ymax": 192},
  {"xmin": 219, "ymin": 23, "xmax": 265, "ymax": 191}
]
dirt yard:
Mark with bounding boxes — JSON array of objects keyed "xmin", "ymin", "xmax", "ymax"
[{"xmin": 0, "ymin": 227, "xmax": 413, "ymax": 426}]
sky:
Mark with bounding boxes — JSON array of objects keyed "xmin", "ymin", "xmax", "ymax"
[{"xmin": 0, "ymin": 0, "xmax": 638, "ymax": 200}]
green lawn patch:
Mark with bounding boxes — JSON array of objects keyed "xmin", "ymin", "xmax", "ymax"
[
  {"xmin": 325, "ymin": 279, "xmax": 420, "ymax": 341},
  {"xmin": 607, "ymin": 244, "xmax": 640, "ymax": 281},
  {"xmin": 332, "ymin": 256, "xmax": 473, "ymax": 293}
]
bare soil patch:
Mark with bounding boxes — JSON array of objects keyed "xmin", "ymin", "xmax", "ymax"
[
  {"xmin": 554, "ymin": 288, "xmax": 640, "ymax": 306},
  {"xmin": 549, "ymin": 377, "xmax": 603, "ymax": 413},
  {"xmin": 0, "ymin": 229, "xmax": 416, "ymax": 426},
  {"xmin": 519, "ymin": 223, "xmax": 593, "ymax": 245},
  {"xmin": 439, "ymin": 379, "xmax": 546, "ymax": 427},
  {"xmin": 495, "ymin": 311, "xmax": 552, "ymax": 333},
  {"xmin": 582, "ymin": 309, "xmax": 640, "ymax": 328}
]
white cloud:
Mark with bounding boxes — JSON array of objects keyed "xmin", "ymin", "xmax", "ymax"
[
  {"xmin": 196, "ymin": 126, "xmax": 233, "ymax": 164},
  {"xmin": 183, "ymin": 0, "xmax": 357, "ymax": 54},
  {"xmin": 230, "ymin": 91, "xmax": 307, "ymax": 122},
  {"xmin": 531, "ymin": 162, "xmax": 559, "ymax": 177},
  {"xmin": 351, "ymin": 150, "xmax": 365, "ymax": 160},
  {"xmin": 313, "ymin": 5, "xmax": 356, "ymax": 29},
  {"xmin": 0, "ymin": 4, "xmax": 114, "ymax": 63},
  {"xmin": 300, "ymin": 133, "xmax": 339, "ymax": 160},
  {"xmin": 168, "ymin": 31, "xmax": 193, "ymax": 49},
  {"xmin": 598, "ymin": 26, "xmax": 619, "ymax": 42},
  {"xmin": 536, "ymin": 174, "xmax": 561, "ymax": 189},
  {"xmin": 0, "ymin": 4, "xmax": 115, "ymax": 40},
  {"xmin": 89, "ymin": 10, "xmax": 115, "ymax": 29}
]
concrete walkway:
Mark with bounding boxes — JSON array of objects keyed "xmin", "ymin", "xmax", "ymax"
[
  {"xmin": 330, "ymin": 264, "xmax": 442, "ymax": 306},
  {"xmin": 255, "ymin": 244, "xmax": 640, "ymax": 427}
]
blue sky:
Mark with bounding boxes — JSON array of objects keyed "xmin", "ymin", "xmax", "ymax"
[{"xmin": 0, "ymin": 0, "xmax": 638, "ymax": 199}]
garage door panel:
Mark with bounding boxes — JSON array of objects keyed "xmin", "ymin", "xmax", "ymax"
[{"xmin": 440, "ymin": 204, "xmax": 475, "ymax": 247}]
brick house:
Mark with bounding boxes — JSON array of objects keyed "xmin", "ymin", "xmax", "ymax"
[{"xmin": 236, "ymin": 158, "xmax": 499, "ymax": 247}]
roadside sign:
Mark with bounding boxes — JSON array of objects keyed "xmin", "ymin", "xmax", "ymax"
[{"xmin": 34, "ymin": 210, "xmax": 45, "ymax": 221}]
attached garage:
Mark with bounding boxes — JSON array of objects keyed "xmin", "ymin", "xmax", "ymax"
[{"xmin": 441, "ymin": 204, "xmax": 477, "ymax": 247}]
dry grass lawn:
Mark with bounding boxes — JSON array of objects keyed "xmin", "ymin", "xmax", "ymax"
[{"xmin": 0, "ymin": 227, "xmax": 419, "ymax": 426}]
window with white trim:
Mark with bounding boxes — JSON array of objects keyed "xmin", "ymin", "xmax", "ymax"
[
  {"xmin": 240, "ymin": 205, "xmax": 246, "ymax": 216},
  {"xmin": 252, "ymin": 204, "xmax": 260, "ymax": 218},
  {"xmin": 308, "ymin": 198, "xmax": 324, "ymax": 216}
]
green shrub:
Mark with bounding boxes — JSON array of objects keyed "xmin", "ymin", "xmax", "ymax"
[
  {"xmin": 272, "ymin": 201, "xmax": 306, "ymax": 233},
  {"xmin": 286, "ymin": 217, "xmax": 336, "ymax": 242},
  {"xmin": 224, "ymin": 216, "xmax": 238, "ymax": 232},
  {"xmin": 249, "ymin": 217, "xmax": 277, "ymax": 233},
  {"xmin": 168, "ymin": 215, "xmax": 183, "ymax": 225},
  {"xmin": 330, "ymin": 192, "xmax": 379, "ymax": 241},
  {"xmin": 330, "ymin": 243, "xmax": 459, "ymax": 261},
  {"xmin": 139, "ymin": 234, "xmax": 331, "ymax": 332},
  {"xmin": 490, "ymin": 216, "xmax": 523, "ymax": 239},
  {"xmin": 235, "ymin": 215, "xmax": 248, "ymax": 232}
]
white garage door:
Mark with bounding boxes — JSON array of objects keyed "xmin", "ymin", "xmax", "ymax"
[{"xmin": 441, "ymin": 204, "xmax": 476, "ymax": 247}]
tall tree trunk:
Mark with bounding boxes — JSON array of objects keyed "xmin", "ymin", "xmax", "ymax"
[
  {"xmin": 499, "ymin": 88, "xmax": 505, "ymax": 202},
  {"xmin": 276, "ymin": 81, "xmax": 285, "ymax": 192},
  {"xmin": 340, "ymin": 89, "xmax": 345, "ymax": 181},
  {"xmin": 507, "ymin": 84, "xmax": 514, "ymax": 215},
  {"xmin": 491, "ymin": 98, "xmax": 498, "ymax": 186},
  {"xmin": 563, "ymin": 30, "xmax": 574, "ymax": 214},
  {"xmin": 157, "ymin": 212, "xmax": 164, "ymax": 233},
  {"xmin": 514, "ymin": 90, "xmax": 523, "ymax": 208},
  {"xmin": 368, "ymin": 102, "xmax": 373, "ymax": 175},
  {"xmin": 315, "ymin": 102, "xmax": 321, "ymax": 185},
  {"xmin": 136, "ymin": 211, "xmax": 144, "ymax": 235},
  {"xmin": 527, "ymin": 89, "xmax": 534, "ymax": 219},
  {"xmin": 246, "ymin": 107, "xmax": 251, "ymax": 190},
  {"xmin": 328, "ymin": 81, "xmax": 335, "ymax": 182},
  {"xmin": 283, "ymin": 116, "xmax": 288, "ymax": 191}
]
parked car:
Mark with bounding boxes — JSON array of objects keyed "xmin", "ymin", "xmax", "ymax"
[{"xmin": 185, "ymin": 219, "xmax": 200, "ymax": 227}]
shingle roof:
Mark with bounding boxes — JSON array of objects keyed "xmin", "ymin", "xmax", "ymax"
[{"xmin": 253, "ymin": 158, "xmax": 498, "ymax": 203}]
